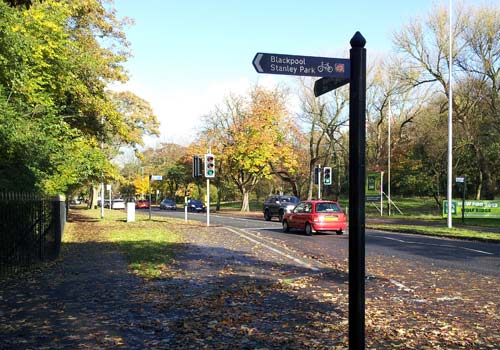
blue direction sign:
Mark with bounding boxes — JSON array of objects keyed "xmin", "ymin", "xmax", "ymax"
[{"xmin": 253, "ymin": 52, "xmax": 350, "ymax": 79}]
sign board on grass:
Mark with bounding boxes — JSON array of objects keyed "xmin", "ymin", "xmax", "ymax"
[
  {"xmin": 366, "ymin": 172, "xmax": 381, "ymax": 201},
  {"xmin": 443, "ymin": 200, "xmax": 500, "ymax": 219}
]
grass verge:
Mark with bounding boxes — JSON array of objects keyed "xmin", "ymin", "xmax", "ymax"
[
  {"xmin": 67, "ymin": 208, "xmax": 187, "ymax": 279},
  {"xmin": 367, "ymin": 223, "xmax": 500, "ymax": 242}
]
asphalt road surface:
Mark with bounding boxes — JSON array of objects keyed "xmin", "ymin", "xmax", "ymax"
[{"xmin": 146, "ymin": 208, "xmax": 500, "ymax": 276}]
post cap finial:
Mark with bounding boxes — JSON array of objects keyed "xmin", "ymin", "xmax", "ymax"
[{"xmin": 350, "ymin": 31, "xmax": 366, "ymax": 48}]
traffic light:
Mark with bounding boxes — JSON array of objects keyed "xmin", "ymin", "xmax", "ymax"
[
  {"xmin": 192, "ymin": 156, "xmax": 202, "ymax": 177},
  {"xmin": 204, "ymin": 154, "xmax": 215, "ymax": 178},
  {"xmin": 323, "ymin": 167, "xmax": 332, "ymax": 185},
  {"xmin": 314, "ymin": 166, "xmax": 319, "ymax": 184}
]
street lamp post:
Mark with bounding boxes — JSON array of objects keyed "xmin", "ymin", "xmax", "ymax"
[{"xmin": 447, "ymin": 0, "xmax": 453, "ymax": 228}]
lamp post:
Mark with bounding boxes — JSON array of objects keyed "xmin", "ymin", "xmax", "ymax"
[
  {"xmin": 388, "ymin": 99, "xmax": 391, "ymax": 216},
  {"xmin": 447, "ymin": 0, "xmax": 453, "ymax": 228}
]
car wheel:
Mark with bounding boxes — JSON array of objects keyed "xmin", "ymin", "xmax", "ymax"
[
  {"xmin": 282, "ymin": 220, "xmax": 290, "ymax": 233},
  {"xmin": 278, "ymin": 210, "xmax": 284, "ymax": 223},
  {"xmin": 305, "ymin": 223, "xmax": 314, "ymax": 236},
  {"xmin": 336, "ymin": 230, "xmax": 343, "ymax": 235},
  {"xmin": 264, "ymin": 210, "xmax": 271, "ymax": 221}
]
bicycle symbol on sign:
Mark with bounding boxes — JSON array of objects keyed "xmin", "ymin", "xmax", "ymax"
[{"xmin": 317, "ymin": 61, "xmax": 334, "ymax": 73}]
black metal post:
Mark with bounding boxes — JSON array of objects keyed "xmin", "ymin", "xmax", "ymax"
[
  {"xmin": 348, "ymin": 31, "xmax": 366, "ymax": 350},
  {"xmin": 462, "ymin": 177, "xmax": 466, "ymax": 224}
]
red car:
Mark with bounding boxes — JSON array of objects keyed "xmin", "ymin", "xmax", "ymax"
[
  {"xmin": 282, "ymin": 200, "xmax": 347, "ymax": 236},
  {"xmin": 135, "ymin": 200, "xmax": 150, "ymax": 209}
]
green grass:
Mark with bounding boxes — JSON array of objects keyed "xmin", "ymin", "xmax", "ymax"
[
  {"xmin": 367, "ymin": 223, "xmax": 500, "ymax": 242},
  {"xmin": 71, "ymin": 208, "xmax": 186, "ymax": 279},
  {"xmin": 108, "ymin": 226, "xmax": 180, "ymax": 279},
  {"xmin": 219, "ymin": 200, "xmax": 262, "ymax": 211}
]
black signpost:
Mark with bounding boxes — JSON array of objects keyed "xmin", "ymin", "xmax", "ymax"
[
  {"xmin": 253, "ymin": 32, "xmax": 367, "ymax": 350},
  {"xmin": 347, "ymin": 32, "xmax": 367, "ymax": 350}
]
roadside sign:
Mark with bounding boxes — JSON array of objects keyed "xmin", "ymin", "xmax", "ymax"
[
  {"xmin": 314, "ymin": 77, "xmax": 349, "ymax": 97},
  {"xmin": 149, "ymin": 175, "xmax": 163, "ymax": 181},
  {"xmin": 252, "ymin": 52, "xmax": 350, "ymax": 79},
  {"xmin": 366, "ymin": 172, "xmax": 381, "ymax": 201},
  {"xmin": 456, "ymin": 177, "xmax": 465, "ymax": 183}
]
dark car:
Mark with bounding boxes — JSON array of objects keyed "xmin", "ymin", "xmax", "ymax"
[
  {"xmin": 263, "ymin": 195, "xmax": 300, "ymax": 222},
  {"xmin": 282, "ymin": 200, "xmax": 347, "ymax": 236},
  {"xmin": 135, "ymin": 199, "xmax": 150, "ymax": 209},
  {"xmin": 187, "ymin": 199, "xmax": 206, "ymax": 212},
  {"xmin": 160, "ymin": 199, "xmax": 177, "ymax": 210}
]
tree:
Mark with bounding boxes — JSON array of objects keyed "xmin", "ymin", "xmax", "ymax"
[
  {"xmin": 298, "ymin": 78, "xmax": 349, "ymax": 200},
  {"xmin": 0, "ymin": 0, "xmax": 158, "ymax": 196},
  {"xmin": 392, "ymin": 3, "xmax": 500, "ymax": 199},
  {"xmin": 201, "ymin": 86, "xmax": 299, "ymax": 211}
]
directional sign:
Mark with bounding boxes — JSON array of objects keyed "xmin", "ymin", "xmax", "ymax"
[
  {"xmin": 253, "ymin": 52, "xmax": 350, "ymax": 79},
  {"xmin": 149, "ymin": 175, "xmax": 163, "ymax": 181},
  {"xmin": 314, "ymin": 77, "xmax": 350, "ymax": 97}
]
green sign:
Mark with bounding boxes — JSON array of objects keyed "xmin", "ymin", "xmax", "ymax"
[
  {"xmin": 366, "ymin": 172, "xmax": 381, "ymax": 201},
  {"xmin": 443, "ymin": 200, "xmax": 500, "ymax": 219}
]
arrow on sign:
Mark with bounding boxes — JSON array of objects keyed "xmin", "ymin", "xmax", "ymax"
[{"xmin": 253, "ymin": 53, "xmax": 264, "ymax": 73}]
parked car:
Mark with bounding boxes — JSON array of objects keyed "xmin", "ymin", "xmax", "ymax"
[
  {"xmin": 263, "ymin": 195, "xmax": 300, "ymax": 222},
  {"xmin": 282, "ymin": 200, "xmax": 347, "ymax": 236},
  {"xmin": 187, "ymin": 199, "xmax": 206, "ymax": 212},
  {"xmin": 135, "ymin": 200, "xmax": 150, "ymax": 209},
  {"xmin": 160, "ymin": 199, "xmax": 177, "ymax": 210},
  {"xmin": 104, "ymin": 198, "xmax": 126, "ymax": 210}
]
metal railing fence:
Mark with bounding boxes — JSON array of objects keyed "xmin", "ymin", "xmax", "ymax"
[{"xmin": 0, "ymin": 192, "xmax": 65, "ymax": 278}]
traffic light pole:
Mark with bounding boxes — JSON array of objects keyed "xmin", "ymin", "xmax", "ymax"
[
  {"xmin": 206, "ymin": 178, "xmax": 210, "ymax": 226},
  {"xmin": 318, "ymin": 164, "xmax": 321, "ymax": 200}
]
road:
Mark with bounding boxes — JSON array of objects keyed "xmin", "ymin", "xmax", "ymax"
[{"xmin": 145, "ymin": 208, "xmax": 500, "ymax": 276}]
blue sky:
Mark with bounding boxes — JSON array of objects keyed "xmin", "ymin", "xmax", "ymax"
[{"xmin": 111, "ymin": 0, "xmax": 487, "ymax": 147}]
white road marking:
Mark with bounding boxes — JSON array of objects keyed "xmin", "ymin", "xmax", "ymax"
[
  {"xmin": 371, "ymin": 234, "xmax": 494, "ymax": 255},
  {"xmin": 374, "ymin": 236, "xmax": 406, "ymax": 243},
  {"xmin": 460, "ymin": 247, "xmax": 494, "ymax": 255},
  {"xmin": 225, "ymin": 227, "xmax": 320, "ymax": 271},
  {"xmin": 388, "ymin": 279, "xmax": 414, "ymax": 292}
]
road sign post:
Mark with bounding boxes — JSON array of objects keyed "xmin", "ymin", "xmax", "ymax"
[
  {"xmin": 456, "ymin": 176, "xmax": 466, "ymax": 224},
  {"xmin": 252, "ymin": 33, "xmax": 367, "ymax": 349},
  {"xmin": 348, "ymin": 32, "xmax": 367, "ymax": 350}
]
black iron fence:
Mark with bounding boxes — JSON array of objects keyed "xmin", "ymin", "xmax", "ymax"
[{"xmin": 0, "ymin": 192, "xmax": 66, "ymax": 278}]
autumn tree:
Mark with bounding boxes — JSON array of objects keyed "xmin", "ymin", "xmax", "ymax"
[{"xmin": 201, "ymin": 86, "xmax": 299, "ymax": 212}]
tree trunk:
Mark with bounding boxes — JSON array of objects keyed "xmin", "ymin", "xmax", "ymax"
[
  {"xmin": 216, "ymin": 184, "xmax": 221, "ymax": 211},
  {"xmin": 475, "ymin": 146, "xmax": 495, "ymax": 199},
  {"xmin": 88, "ymin": 186, "xmax": 99, "ymax": 209},
  {"xmin": 241, "ymin": 189, "xmax": 250, "ymax": 212},
  {"xmin": 307, "ymin": 165, "xmax": 315, "ymax": 200}
]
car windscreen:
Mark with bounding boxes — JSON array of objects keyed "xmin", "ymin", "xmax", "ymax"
[
  {"xmin": 315, "ymin": 203, "xmax": 342, "ymax": 213},
  {"xmin": 281, "ymin": 197, "xmax": 299, "ymax": 203}
]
